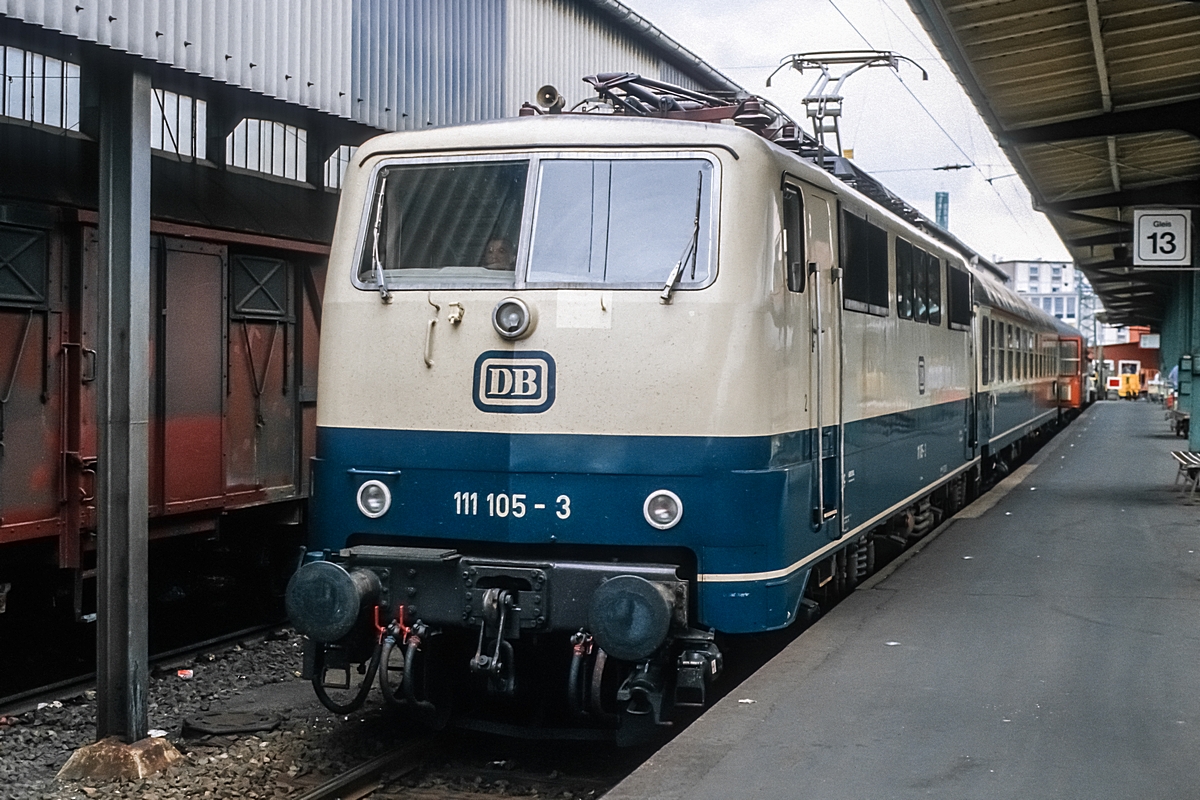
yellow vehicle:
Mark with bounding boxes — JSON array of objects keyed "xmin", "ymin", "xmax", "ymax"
[{"xmin": 1118, "ymin": 360, "xmax": 1141, "ymax": 399}]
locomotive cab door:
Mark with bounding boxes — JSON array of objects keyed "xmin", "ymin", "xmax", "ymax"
[{"xmin": 801, "ymin": 185, "xmax": 843, "ymax": 537}]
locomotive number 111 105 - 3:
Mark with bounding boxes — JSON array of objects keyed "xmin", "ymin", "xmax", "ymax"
[{"xmin": 454, "ymin": 491, "xmax": 572, "ymax": 519}]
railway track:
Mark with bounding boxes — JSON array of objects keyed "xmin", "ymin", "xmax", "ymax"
[
  {"xmin": 0, "ymin": 623, "xmax": 283, "ymax": 717},
  {"xmin": 290, "ymin": 731, "xmax": 630, "ymax": 800},
  {"xmin": 293, "ymin": 737, "xmax": 448, "ymax": 800}
]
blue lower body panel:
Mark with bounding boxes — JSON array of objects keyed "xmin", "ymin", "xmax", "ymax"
[{"xmin": 313, "ymin": 399, "xmax": 974, "ymax": 634}]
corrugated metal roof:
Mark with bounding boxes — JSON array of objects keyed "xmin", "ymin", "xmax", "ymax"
[
  {"xmin": 352, "ymin": 0, "xmax": 507, "ymax": 131},
  {"xmin": 1, "ymin": 0, "xmax": 357, "ymax": 117},
  {"xmin": 907, "ymin": 0, "xmax": 1200, "ymax": 326},
  {"xmin": 506, "ymin": 0, "xmax": 698, "ymax": 114},
  {"xmin": 0, "ymin": 0, "xmax": 739, "ymax": 132}
]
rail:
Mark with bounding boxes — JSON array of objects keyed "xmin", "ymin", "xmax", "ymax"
[
  {"xmin": 0, "ymin": 623, "xmax": 283, "ymax": 717},
  {"xmin": 294, "ymin": 736, "xmax": 446, "ymax": 800}
]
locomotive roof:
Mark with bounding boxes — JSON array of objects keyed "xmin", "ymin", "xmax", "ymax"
[{"xmin": 353, "ymin": 113, "xmax": 780, "ymax": 164}]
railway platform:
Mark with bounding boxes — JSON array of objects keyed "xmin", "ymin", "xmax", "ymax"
[{"xmin": 608, "ymin": 400, "xmax": 1200, "ymax": 799}]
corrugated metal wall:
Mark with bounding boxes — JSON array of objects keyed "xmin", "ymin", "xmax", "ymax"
[
  {"xmin": 351, "ymin": 0, "xmax": 505, "ymax": 131},
  {"xmin": 505, "ymin": 0, "xmax": 701, "ymax": 115},
  {"xmin": 0, "ymin": 0, "xmax": 356, "ymax": 118},
  {"xmin": 1, "ymin": 0, "xmax": 727, "ymax": 133}
]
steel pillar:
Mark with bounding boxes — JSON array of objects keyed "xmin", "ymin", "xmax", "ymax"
[
  {"xmin": 95, "ymin": 64, "xmax": 152, "ymax": 743},
  {"xmin": 1190, "ymin": 272, "xmax": 1200, "ymax": 453}
]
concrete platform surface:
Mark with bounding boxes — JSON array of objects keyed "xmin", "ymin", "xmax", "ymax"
[{"xmin": 608, "ymin": 401, "xmax": 1200, "ymax": 800}]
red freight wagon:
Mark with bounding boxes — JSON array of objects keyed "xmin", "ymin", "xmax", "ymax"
[{"xmin": 0, "ymin": 205, "xmax": 324, "ymax": 620}]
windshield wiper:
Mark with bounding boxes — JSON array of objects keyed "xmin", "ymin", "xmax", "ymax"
[
  {"xmin": 660, "ymin": 171, "xmax": 704, "ymax": 304},
  {"xmin": 371, "ymin": 176, "xmax": 392, "ymax": 303}
]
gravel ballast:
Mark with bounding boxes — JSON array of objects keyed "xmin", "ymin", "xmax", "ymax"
[{"xmin": 0, "ymin": 632, "xmax": 647, "ymax": 799}]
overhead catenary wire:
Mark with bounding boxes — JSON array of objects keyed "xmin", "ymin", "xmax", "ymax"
[{"xmin": 826, "ymin": 0, "xmax": 1042, "ymax": 245}]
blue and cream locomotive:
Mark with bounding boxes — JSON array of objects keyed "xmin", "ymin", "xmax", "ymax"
[{"xmin": 285, "ymin": 76, "xmax": 1067, "ymax": 737}]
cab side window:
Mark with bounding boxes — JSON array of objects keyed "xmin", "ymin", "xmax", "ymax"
[
  {"xmin": 927, "ymin": 255, "xmax": 942, "ymax": 325},
  {"xmin": 783, "ymin": 186, "xmax": 805, "ymax": 293}
]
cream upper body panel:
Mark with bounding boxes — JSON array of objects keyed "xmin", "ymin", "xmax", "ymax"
[{"xmin": 318, "ymin": 116, "xmax": 812, "ymax": 438}]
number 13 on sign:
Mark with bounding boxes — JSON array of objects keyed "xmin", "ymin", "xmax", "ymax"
[{"xmin": 1134, "ymin": 209, "xmax": 1191, "ymax": 266}]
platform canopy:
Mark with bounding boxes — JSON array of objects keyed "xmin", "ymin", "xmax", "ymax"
[{"xmin": 907, "ymin": 0, "xmax": 1200, "ymax": 327}]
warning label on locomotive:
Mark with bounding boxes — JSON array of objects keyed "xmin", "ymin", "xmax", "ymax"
[{"xmin": 472, "ymin": 350, "xmax": 556, "ymax": 414}]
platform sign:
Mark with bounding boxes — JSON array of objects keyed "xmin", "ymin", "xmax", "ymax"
[{"xmin": 1134, "ymin": 209, "xmax": 1191, "ymax": 266}]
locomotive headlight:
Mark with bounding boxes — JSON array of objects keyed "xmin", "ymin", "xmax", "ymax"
[
  {"xmin": 356, "ymin": 480, "xmax": 391, "ymax": 518},
  {"xmin": 492, "ymin": 297, "xmax": 533, "ymax": 340},
  {"xmin": 643, "ymin": 489, "xmax": 683, "ymax": 530}
]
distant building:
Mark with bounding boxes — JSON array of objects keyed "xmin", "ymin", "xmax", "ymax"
[{"xmin": 994, "ymin": 259, "xmax": 1109, "ymax": 345}]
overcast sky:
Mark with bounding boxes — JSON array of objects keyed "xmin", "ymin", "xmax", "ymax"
[{"xmin": 625, "ymin": 0, "xmax": 1072, "ymax": 264}]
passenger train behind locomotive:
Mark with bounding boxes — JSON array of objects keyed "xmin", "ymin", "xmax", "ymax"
[{"xmin": 285, "ymin": 75, "xmax": 1077, "ymax": 738}]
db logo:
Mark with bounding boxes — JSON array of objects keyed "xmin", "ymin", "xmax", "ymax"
[{"xmin": 472, "ymin": 351, "xmax": 556, "ymax": 414}]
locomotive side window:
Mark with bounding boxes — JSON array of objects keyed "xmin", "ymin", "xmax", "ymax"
[
  {"xmin": 895, "ymin": 238, "xmax": 913, "ymax": 319},
  {"xmin": 782, "ymin": 186, "xmax": 805, "ymax": 293},
  {"xmin": 841, "ymin": 211, "xmax": 888, "ymax": 316},
  {"xmin": 947, "ymin": 265, "xmax": 971, "ymax": 331},
  {"xmin": 358, "ymin": 160, "xmax": 529, "ymax": 289},
  {"xmin": 913, "ymin": 247, "xmax": 929, "ymax": 323},
  {"xmin": 927, "ymin": 255, "xmax": 942, "ymax": 325},
  {"xmin": 527, "ymin": 158, "xmax": 714, "ymax": 287}
]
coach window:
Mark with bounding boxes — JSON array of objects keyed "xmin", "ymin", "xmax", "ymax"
[
  {"xmin": 841, "ymin": 211, "xmax": 888, "ymax": 315},
  {"xmin": 1021, "ymin": 328, "xmax": 1028, "ymax": 379},
  {"xmin": 988, "ymin": 319, "xmax": 998, "ymax": 381},
  {"xmin": 927, "ymin": 256, "xmax": 942, "ymax": 325},
  {"xmin": 981, "ymin": 315, "xmax": 990, "ymax": 385},
  {"xmin": 896, "ymin": 239, "xmax": 914, "ymax": 319},
  {"xmin": 990, "ymin": 320, "xmax": 997, "ymax": 382},
  {"xmin": 1061, "ymin": 339, "xmax": 1080, "ymax": 377},
  {"xmin": 1001, "ymin": 323, "xmax": 1009, "ymax": 382},
  {"xmin": 1009, "ymin": 325, "xmax": 1017, "ymax": 380},
  {"xmin": 1019, "ymin": 330, "xmax": 1025, "ymax": 379},
  {"xmin": 783, "ymin": 186, "xmax": 805, "ymax": 292},
  {"xmin": 1015, "ymin": 327, "xmax": 1022, "ymax": 379}
]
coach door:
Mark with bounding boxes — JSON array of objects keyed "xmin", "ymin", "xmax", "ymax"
[{"xmin": 803, "ymin": 185, "xmax": 843, "ymax": 537}]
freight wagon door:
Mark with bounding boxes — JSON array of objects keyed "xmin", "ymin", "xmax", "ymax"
[
  {"xmin": 226, "ymin": 253, "xmax": 296, "ymax": 498},
  {"xmin": 0, "ymin": 214, "xmax": 64, "ymax": 551},
  {"xmin": 803, "ymin": 186, "xmax": 842, "ymax": 538},
  {"xmin": 151, "ymin": 238, "xmax": 226, "ymax": 514}
]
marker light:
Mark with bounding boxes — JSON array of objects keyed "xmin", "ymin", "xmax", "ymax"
[
  {"xmin": 356, "ymin": 480, "xmax": 391, "ymax": 518},
  {"xmin": 643, "ymin": 489, "xmax": 683, "ymax": 530},
  {"xmin": 492, "ymin": 297, "xmax": 532, "ymax": 340}
]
